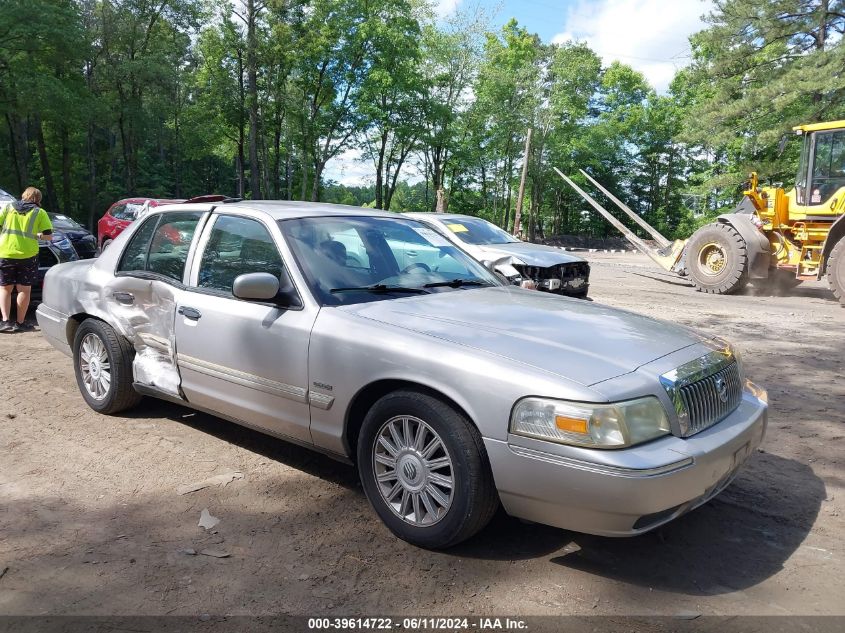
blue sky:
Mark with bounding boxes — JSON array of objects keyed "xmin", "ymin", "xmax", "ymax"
[
  {"xmin": 437, "ymin": 0, "xmax": 713, "ymax": 93},
  {"xmin": 326, "ymin": 0, "xmax": 713, "ymax": 185}
]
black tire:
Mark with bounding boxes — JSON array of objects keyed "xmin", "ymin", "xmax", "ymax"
[
  {"xmin": 686, "ymin": 222, "xmax": 749, "ymax": 294},
  {"xmin": 73, "ymin": 319, "xmax": 142, "ymax": 414},
  {"xmin": 101, "ymin": 238, "xmax": 113, "ymax": 251},
  {"xmin": 357, "ymin": 390, "xmax": 499, "ymax": 549},
  {"xmin": 827, "ymin": 238, "xmax": 845, "ymax": 306}
]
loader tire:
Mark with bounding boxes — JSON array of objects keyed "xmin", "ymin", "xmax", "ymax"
[
  {"xmin": 686, "ymin": 223, "xmax": 749, "ymax": 295},
  {"xmin": 827, "ymin": 238, "xmax": 845, "ymax": 306}
]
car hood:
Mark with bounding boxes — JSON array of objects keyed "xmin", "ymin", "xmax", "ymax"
[
  {"xmin": 340, "ymin": 287, "xmax": 704, "ymax": 387},
  {"xmin": 472, "ymin": 241, "xmax": 583, "ymax": 266}
]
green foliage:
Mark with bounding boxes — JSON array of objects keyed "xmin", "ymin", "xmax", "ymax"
[{"xmin": 2, "ymin": 0, "xmax": 844, "ymax": 246}]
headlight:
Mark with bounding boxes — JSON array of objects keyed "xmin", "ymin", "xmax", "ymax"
[{"xmin": 510, "ymin": 396, "xmax": 671, "ymax": 449}]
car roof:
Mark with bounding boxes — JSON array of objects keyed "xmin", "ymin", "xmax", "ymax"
[
  {"xmin": 116, "ymin": 198, "xmax": 185, "ymax": 206},
  {"xmin": 154, "ymin": 200, "xmax": 401, "ymax": 221},
  {"xmin": 404, "ymin": 212, "xmax": 488, "ymax": 223}
]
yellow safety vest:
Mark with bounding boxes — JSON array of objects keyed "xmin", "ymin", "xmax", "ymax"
[{"xmin": 0, "ymin": 204, "xmax": 52, "ymax": 259}]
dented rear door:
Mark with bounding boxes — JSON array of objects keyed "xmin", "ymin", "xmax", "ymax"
[{"xmin": 105, "ymin": 206, "xmax": 213, "ymax": 396}]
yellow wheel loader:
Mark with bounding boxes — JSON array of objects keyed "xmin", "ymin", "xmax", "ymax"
[{"xmin": 556, "ymin": 119, "xmax": 845, "ymax": 306}]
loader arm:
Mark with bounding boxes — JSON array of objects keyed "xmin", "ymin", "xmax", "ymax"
[
  {"xmin": 578, "ymin": 169, "xmax": 672, "ymax": 249},
  {"xmin": 554, "ymin": 168, "xmax": 686, "ymax": 272}
]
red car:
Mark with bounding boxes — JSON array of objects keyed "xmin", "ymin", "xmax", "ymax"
[
  {"xmin": 97, "ymin": 198, "xmax": 184, "ymax": 251},
  {"xmin": 97, "ymin": 195, "xmax": 230, "ymax": 251}
]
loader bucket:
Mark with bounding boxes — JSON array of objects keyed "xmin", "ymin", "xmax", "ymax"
[{"xmin": 554, "ymin": 167, "xmax": 686, "ymax": 272}]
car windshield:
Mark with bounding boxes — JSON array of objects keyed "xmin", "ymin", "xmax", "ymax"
[
  {"xmin": 439, "ymin": 217, "xmax": 520, "ymax": 245},
  {"xmin": 280, "ymin": 216, "xmax": 502, "ymax": 305},
  {"xmin": 49, "ymin": 214, "xmax": 84, "ymax": 230}
]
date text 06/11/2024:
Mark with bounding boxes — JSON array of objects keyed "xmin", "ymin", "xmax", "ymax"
[{"xmin": 307, "ymin": 618, "xmax": 529, "ymax": 631}]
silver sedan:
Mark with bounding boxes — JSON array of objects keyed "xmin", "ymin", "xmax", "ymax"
[{"xmin": 37, "ymin": 201, "xmax": 768, "ymax": 548}]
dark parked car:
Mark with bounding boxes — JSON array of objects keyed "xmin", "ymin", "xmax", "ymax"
[
  {"xmin": 31, "ymin": 236, "xmax": 79, "ymax": 303},
  {"xmin": 48, "ymin": 213, "xmax": 97, "ymax": 259}
]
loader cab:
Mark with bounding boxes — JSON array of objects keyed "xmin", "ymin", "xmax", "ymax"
[{"xmin": 793, "ymin": 121, "xmax": 845, "ymax": 210}]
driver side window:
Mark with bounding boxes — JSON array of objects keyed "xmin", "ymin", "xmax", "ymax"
[{"xmin": 197, "ymin": 215, "xmax": 285, "ymax": 295}]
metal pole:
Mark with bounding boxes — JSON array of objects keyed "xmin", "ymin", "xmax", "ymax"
[{"xmin": 512, "ymin": 128, "xmax": 532, "ymax": 237}]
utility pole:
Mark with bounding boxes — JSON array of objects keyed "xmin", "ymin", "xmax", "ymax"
[{"xmin": 512, "ymin": 128, "xmax": 532, "ymax": 237}]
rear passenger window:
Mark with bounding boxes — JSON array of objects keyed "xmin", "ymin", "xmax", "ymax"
[
  {"xmin": 117, "ymin": 216, "xmax": 159, "ymax": 272},
  {"xmin": 117, "ymin": 212, "xmax": 202, "ymax": 283},
  {"xmin": 196, "ymin": 215, "xmax": 285, "ymax": 294}
]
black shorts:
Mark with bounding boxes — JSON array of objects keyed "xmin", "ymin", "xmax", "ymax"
[{"xmin": 0, "ymin": 255, "xmax": 40, "ymax": 287}]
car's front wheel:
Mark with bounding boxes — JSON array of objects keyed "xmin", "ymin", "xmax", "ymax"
[
  {"xmin": 357, "ymin": 390, "xmax": 498, "ymax": 549},
  {"xmin": 73, "ymin": 319, "xmax": 142, "ymax": 414}
]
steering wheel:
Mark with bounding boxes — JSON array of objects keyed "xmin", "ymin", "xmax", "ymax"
[{"xmin": 402, "ymin": 262, "xmax": 431, "ymax": 274}]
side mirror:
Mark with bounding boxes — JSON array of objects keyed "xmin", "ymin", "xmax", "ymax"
[
  {"xmin": 233, "ymin": 272, "xmax": 281, "ymax": 301},
  {"xmin": 233, "ymin": 272, "xmax": 301, "ymax": 308}
]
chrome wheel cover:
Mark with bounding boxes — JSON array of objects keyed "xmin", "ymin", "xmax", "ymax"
[
  {"xmin": 373, "ymin": 415, "xmax": 455, "ymax": 527},
  {"xmin": 79, "ymin": 333, "xmax": 112, "ymax": 401}
]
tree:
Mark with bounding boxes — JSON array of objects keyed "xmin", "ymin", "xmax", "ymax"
[
  {"xmin": 358, "ymin": 0, "xmax": 424, "ymax": 210},
  {"xmin": 683, "ymin": 0, "xmax": 845, "ymax": 186}
]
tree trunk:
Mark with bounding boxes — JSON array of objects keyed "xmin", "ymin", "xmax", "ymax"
[
  {"xmin": 375, "ymin": 131, "xmax": 387, "ymax": 209},
  {"xmin": 311, "ymin": 159, "xmax": 324, "ymax": 202},
  {"xmin": 34, "ymin": 115, "xmax": 59, "ymax": 212},
  {"xmin": 246, "ymin": 0, "xmax": 261, "ymax": 199},
  {"xmin": 300, "ymin": 143, "xmax": 308, "ymax": 200},
  {"xmin": 61, "ymin": 126, "xmax": 72, "ymax": 215},
  {"xmin": 273, "ymin": 107, "xmax": 282, "ymax": 199},
  {"xmin": 86, "ymin": 124, "xmax": 97, "ymax": 231},
  {"xmin": 285, "ymin": 151, "xmax": 292, "ymax": 200},
  {"xmin": 5, "ymin": 113, "xmax": 27, "ymax": 192},
  {"xmin": 237, "ymin": 49, "xmax": 246, "ymax": 198}
]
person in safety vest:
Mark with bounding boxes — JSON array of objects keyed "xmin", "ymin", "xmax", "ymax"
[{"xmin": 0, "ymin": 187, "xmax": 53, "ymax": 333}]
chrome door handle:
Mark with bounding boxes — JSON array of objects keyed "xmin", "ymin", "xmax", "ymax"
[
  {"xmin": 113, "ymin": 292, "xmax": 134, "ymax": 305},
  {"xmin": 178, "ymin": 306, "xmax": 202, "ymax": 320}
]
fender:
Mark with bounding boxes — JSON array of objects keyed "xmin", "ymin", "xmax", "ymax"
[
  {"xmin": 717, "ymin": 208, "xmax": 771, "ymax": 279},
  {"xmin": 819, "ymin": 214, "xmax": 845, "ymax": 279}
]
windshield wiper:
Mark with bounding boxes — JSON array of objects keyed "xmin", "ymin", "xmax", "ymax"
[
  {"xmin": 423, "ymin": 279, "xmax": 491, "ymax": 289},
  {"xmin": 330, "ymin": 284, "xmax": 430, "ymax": 295}
]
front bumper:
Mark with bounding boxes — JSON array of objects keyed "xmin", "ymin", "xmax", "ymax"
[
  {"xmin": 512, "ymin": 262, "xmax": 590, "ymax": 297},
  {"xmin": 484, "ymin": 390, "xmax": 767, "ymax": 536}
]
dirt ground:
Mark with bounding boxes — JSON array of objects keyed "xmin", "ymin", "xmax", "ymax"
[{"xmin": 1, "ymin": 251, "xmax": 843, "ymax": 619}]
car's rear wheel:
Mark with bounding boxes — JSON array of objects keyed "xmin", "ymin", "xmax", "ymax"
[
  {"xmin": 357, "ymin": 390, "xmax": 498, "ymax": 549},
  {"xmin": 73, "ymin": 319, "xmax": 142, "ymax": 414}
]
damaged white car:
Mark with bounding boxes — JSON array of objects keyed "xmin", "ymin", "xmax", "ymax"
[
  {"xmin": 37, "ymin": 201, "xmax": 767, "ymax": 549},
  {"xmin": 405, "ymin": 212, "xmax": 590, "ymax": 297}
]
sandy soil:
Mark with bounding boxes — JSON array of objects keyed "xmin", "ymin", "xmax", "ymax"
[{"xmin": 0, "ymin": 252, "xmax": 843, "ymax": 619}]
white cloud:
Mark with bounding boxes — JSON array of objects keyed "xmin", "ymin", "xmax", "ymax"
[
  {"xmin": 552, "ymin": 0, "xmax": 712, "ymax": 93},
  {"xmin": 322, "ymin": 148, "xmax": 374, "ymax": 187},
  {"xmin": 434, "ymin": 0, "xmax": 463, "ymax": 18}
]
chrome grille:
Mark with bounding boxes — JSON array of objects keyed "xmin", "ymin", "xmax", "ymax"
[{"xmin": 660, "ymin": 351, "xmax": 743, "ymax": 438}]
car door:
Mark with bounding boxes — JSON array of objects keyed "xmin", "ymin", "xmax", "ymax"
[
  {"xmin": 174, "ymin": 212, "xmax": 316, "ymax": 444},
  {"xmin": 107, "ymin": 207, "xmax": 210, "ymax": 396}
]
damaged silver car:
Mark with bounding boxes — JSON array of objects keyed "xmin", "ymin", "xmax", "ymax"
[{"xmin": 37, "ymin": 201, "xmax": 768, "ymax": 549}]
